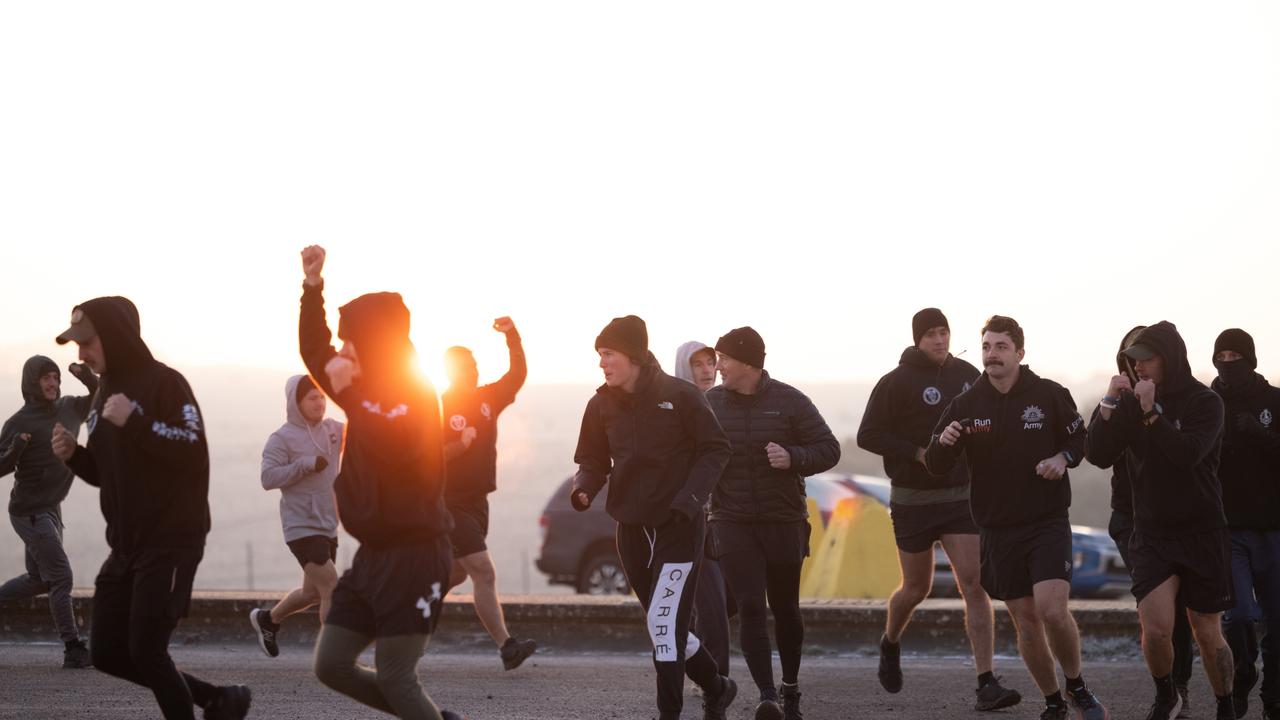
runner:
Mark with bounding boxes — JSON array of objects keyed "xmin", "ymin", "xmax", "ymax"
[
  {"xmin": 0, "ymin": 356, "xmax": 97, "ymax": 668},
  {"xmin": 249, "ymin": 374, "xmax": 343, "ymax": 657},
  {"xmin": 571, "ymin": 315, "xmax": 737, "ymax": 720},
  {"xmin": 50, "ymin": 297, "xmax": 251, "ymax": 719},
  {"xmin": 926, "ymin": 315, "xmax": 1108, "ymax": 720},
  {"xmin": 857, "ymin": 308, "xmax": 1020, "ymax": 710},
  {"xmin": 297, "ymin": 245, "xmax": 466, "ymax": 720},
  {"xmin": 441, "ymin": 317, "xmax": 537, "ymax": 670},
  {"xmin": 707, "ymin": 326, "xmax": 842, "ymax": 720}
]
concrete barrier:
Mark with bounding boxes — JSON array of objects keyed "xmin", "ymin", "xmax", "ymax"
[{"xmin": 0, "ymin": 590, "xmax": 1142, "ymax": 656}]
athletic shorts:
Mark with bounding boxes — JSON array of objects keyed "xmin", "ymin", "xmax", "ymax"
[
  {"xmin": 890, "ymin": 500, "xmax": 978, "ymax": 554},
  {"xmin": 326, "ymin": 535, "xmax": 453, "ymax": 638},
  {"xmin": 710, "ymin": 519, "xmax": 810, "ymax": 565},
  {"xmin": 979, "ymin": 517, "xmax": 1072, "ymax": 601},
  {"xmin": 1129, "ymin": 528, "xmax": 1234, "ymax": 613},
  {"xmin": 446, "ymin": 496, "xmax": 489, "ymax": 558},
  {"xmin": 286, "ymin": 534, "xmax": 337, "ymax": 569}
]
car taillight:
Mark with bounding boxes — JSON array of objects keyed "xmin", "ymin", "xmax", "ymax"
[{"xmin": 538, "ymin": 513, "xmax": 549, "ymax": 544}]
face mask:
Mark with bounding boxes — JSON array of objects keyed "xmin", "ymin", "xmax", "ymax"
[{"xmin": 1215, "ymin": 359, "xmax": 1254, "ymax": 388}]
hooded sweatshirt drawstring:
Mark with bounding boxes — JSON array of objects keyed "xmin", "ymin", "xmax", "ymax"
[{"xmin": 644, "ymin": 526, "xmax": 658, "ymax": 568}]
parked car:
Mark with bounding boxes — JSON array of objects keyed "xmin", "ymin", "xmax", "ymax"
[{"xmin": 535, "ymin": 473, "xmax": 1130, "ymax": 598}]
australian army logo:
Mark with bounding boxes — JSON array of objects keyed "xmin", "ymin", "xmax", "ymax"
[
  {"xmin": 922, "ymin": 387, "xmax": 942, "ymax": 406},
  {"xmin": 1262, "ymin": 409, "xmax": 1274, "ymax": 428},
  {"xmin": 1022, "ymin": 405, "xmax": 1045, "ymax": 430},
  {"xmin": 449, "ymin": 414, "xmax": 468, "ymax": 432}
]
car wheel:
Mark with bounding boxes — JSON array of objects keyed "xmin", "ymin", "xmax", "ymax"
[{"xmin": 576, "ymin": 550, "xmax": 631, "ymax": 595}]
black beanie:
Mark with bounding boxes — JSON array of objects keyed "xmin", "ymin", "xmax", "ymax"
[
  {"xmin": 1214, "ymin": 328, "xmax": 1257, "ymax": 369},
  {"xmin": 596, "ymin": 315, "xmax": 649, "ymax": 364},
  {"xmin": 715, "ymin": 327, "xmax": 766, "ymax": 369},
  {"xmin": 912, "ymin": 308, "xmax": 949, "ymax": 345},
  {"xmin": 295, "ymin": 375, "xmax": 318, "ymax": 406}
]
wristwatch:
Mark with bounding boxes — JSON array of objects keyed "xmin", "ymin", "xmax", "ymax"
[{"xmin": 1142, "ymin": 403, "xmax": 1163, "ymax": 426}]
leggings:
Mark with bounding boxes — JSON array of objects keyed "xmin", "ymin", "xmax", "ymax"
[
  {"xmin": 720, "ymin": 553, "xmax": 805, "ymax": 692},
  {"xmin": 314, "ymin": 623, "xmax": 443, "ymax": 720}
]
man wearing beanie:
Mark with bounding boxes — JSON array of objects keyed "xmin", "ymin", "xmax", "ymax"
[
  {"xmin": 928, "ymin": 316, "xmax": 1108, "ymax": 720},
  {"xmin": 571, "ymin": 315, "xmax": 738, "ymax": 720},
  {"xmin": 706, "ymin": 326, "xmax": 841, "ymax": 720},
  {"xmin": 1211, "ymin": 329, "xmax": 1280, "ymax": 719},
  {"xmin": 1088, "ymin": 321, "xmax": 1234, "ymax": 720},
  {"xmin": 858, "ymin": 310, "xmax": 1021, "ymax": 710}
]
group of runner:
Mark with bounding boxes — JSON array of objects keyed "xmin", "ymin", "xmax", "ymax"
[{"xmin": 0, "ymin": 249, "xmax": 1276, "ymax": 720}]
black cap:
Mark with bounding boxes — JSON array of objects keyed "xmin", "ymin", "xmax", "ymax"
[
  {"xmin": 715, "ymin": 326, "xmax": 766, "ymax": 369},
  {"xmin": 912, "ymin": 308, "xmax": 949, "ymax": 345},
  {"xmin": 1214, "ymin": 328, "xmax": 1257, "ymax": 369},
  {"xmin": 595, "ymin": 315, "xmax": 648, "ymax": 364}
]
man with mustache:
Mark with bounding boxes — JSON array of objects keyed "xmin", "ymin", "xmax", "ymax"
[{"xmin": 926, "ymin": 315, "xmax": 1108, "ymax": 720}]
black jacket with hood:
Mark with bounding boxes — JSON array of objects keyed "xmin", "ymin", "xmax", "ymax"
[
  {"xmin": 925, "ymin": 366, "xmax": 1086, "ymax": 529},
  {"xmin": 1211, "ymin": 367, "xmax": 1280, "ymax": 531},
  {"xmin": 571, "ymin": 356, "xmax": 731, "ymax": 527},
  {"xmin": 706, "ymin": 371, "xmax": 841, "ymax": 523},
  {"xmin": 857, "ymin": 348, "xmax": 979, "ymax": 491},
  {"xmin": 1085, "ymin": 327, "xmax": 1145, "ymax": 518},
  {"xmin": 299, "ymin": 281, "xmax": 452, "ymax": 549},
  {"xmin": 1086, "ymin": 321, "xmax": 1227, "ymax": 537},
  {"xmin": 64, "ymin": 297, "xmax": 211, "ymax": 554},
  {"xmin": 442, "ymin": 331, "xmax": 527, "ymax": 500},
  {"xmin": 0, "ymin": 356, "xmax": 98, "ymax": 516}
]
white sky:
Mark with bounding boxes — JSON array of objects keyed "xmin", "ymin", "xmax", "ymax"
[{"xmin": 2, "ymin": 2, "xmax": 1278, "ymax": 387}]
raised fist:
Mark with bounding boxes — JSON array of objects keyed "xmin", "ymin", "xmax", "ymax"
[
  {"xmin": 102, "ymin": 393, "xmax": 135, "ymax": 428},
  {"xmin": 1106, "ymin": 374, "xmax": 1132, "ymax": 399},
  {"xmin": 301, "ymin": 245, "xmax": 326, "ymax": 285},
  {"xmin": 51, "ymin": 424, "xmax": 77, "ymax": 462},
  {"xmin": 325, "ymin": 356, "xmax": 356, "ymax": 395},
  {"xmin": 493, "ymin": 317, "xmax": 516, "ymax": 335},
  {"xmin": 1133, "ymin": 380, "xmax": 1156, "ymax": 413},
  {"xmin": 460, "ymin": 426, "xmax": 478, "ymax": 448}
]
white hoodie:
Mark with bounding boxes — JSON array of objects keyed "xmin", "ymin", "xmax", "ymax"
[
  {"xmin": 260, "ymin": 375, "xmax": 343, "ymax": 542},
  {"xmin": 674, "ymin": 341, "xmax": 714, "ymax": 386}
]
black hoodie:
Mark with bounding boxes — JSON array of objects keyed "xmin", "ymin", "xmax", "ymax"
[
  {"xmin": 442, "ymin": 332, "xmax": 527, "ymax": 500},
  {"xmin": 925, "ymin": 366, "xmax": 1085, "ymax": 528},
  {"xmin": 1085, "ymin": 327, "xmax": 1145, "ymax": 517},
  {"xmin": 858, "ymin": 348, "xmax": 979, "ymax": 491},
  {"xmin": 0, "ymin": 356, "xmax": 98, "ymax": 516},
  {"xmin": 299, "ymin": 281, "xmax": 452, "ymax": 548},
  {"xmin": 706, "ymin": 370, "xmax": 842, "ymax": 523},
  {"xmin": 63, "ymin": 297, "xmax": 211, "ymax": 553},
  {"xmin": 1211, "ymin": 368, "xmax": 1280, "ymax": 530},
  {"xmin": 571, "ymin": 356, "xmax": 731, "ymax": 527},
  {"xmin": 1086, "ymin": 321, "xmax": 1226, "ymax": 537}
]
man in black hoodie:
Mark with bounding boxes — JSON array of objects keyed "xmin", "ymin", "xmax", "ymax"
[
  {"xmin": 1092, "ymin": 326, "xmax": 1195, "ymax": 716},
  {"xmin": 1210, "ymin": 328, "xmax": 1280, "ymax": 719},
  {"xmin": 1087, "ymin": 320, "xmax": 1234, "ymax": 720},
  {"xmin": 926, "ymin": 316, "xmax": 1108, "ymax": 720},
  {"xmin": 858, "ymin": 308, "xmax": 1020, "ymax": 711},
  {"xmin": 297, "ymin": 246, "xmax": 466, "ymax": 720},
  {"xmin": 48, "ymin": 298, "xmax": 250, "ymax": 720},
  {"xmin": 706, "ymin": 326, "xmax": 841, "ymax": 720},
  {"xmin": 571, "ymin": 315, "xmax": 737, "ymax": 720},
  {"xmin": 441, "ymin": 317, "xmax": 537, "ymax": 671},
  {"xmin": 0, "ymin": 356, "xmax": 97, "ymax": 668}
]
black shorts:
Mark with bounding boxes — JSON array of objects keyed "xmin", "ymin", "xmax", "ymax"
[
  {"xmin": 979, "ymin": 517, "xmax": 1072, "ymax": 601},
  {"xmin": 326, "ymin": 535, "xmax": 453, "ymax": 638},
  {"xmin": 286, "ymin": 534, "xmax": 338, "ymax": 569},
  {"xmin": 710, "ymin": 519, "xmax": 810, "ymax": 565},
  {"xmin": 890, "ymin": 500, "xmax": 978, "ymax": 554},
  {"xmin": 95, "ymin": 548, "xmax": 203, "ymax": 622},
  {"xmin": 447, "ymin": 496, "xmax": 489, "ymax": 558},
  {"xmin": 1129, "ymin": 528, "xmax": 1233, "ymax": 613}
]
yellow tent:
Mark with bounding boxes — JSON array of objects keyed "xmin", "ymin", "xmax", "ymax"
[{"xmin": 801, "ymin": 494, "xmax": 902, "ymax": 599}]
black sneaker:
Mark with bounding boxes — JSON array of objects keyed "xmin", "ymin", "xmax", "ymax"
[
  {"xmin": 1235, "ymin": 665, "xmax": 1259, "ymax": 719},
  {"xmin": 1040, "ymin": 703, "xmax": 1069, "ymax": 720},
  {"xmin": 500, "ymin": 637, "xmax": 537, "ymax": 671},
  {"xmin": 975, "ymin": 675, "xmax": 1021, "ymax": 711},
  {"xmin": 1066, "ymin": 684, "xmax": 1110, "ymax": 720},
  {"xmin": 780, "ymin": 684, "xmax": 802, "ymax": 720},
  {"xmin": 441, "ymin": 712, "xmax": 470, "ymax": 720},
  {"xmin": 878, "ymin": 636, "xmax": 903, "ymax": 694},
  {"xmin": 204, "ymin": 685, "xmax": 252, "ymax": 720},
  {"xmin": 249, "ymin": 608, "xmax": 279, "ymax": 658},
  {"xmin": 755, "ymin": 688, "xmax": 783, "ymax": 720},
  {"xmin": 1175, "ymin": 684, "xmax": 1189, "ymax": 719},
  {"xmin": 1144, "ymin": 690, "xmax": 1182, "ymax": 720},
  {"xmin": 1262, "ymin": 701, "xmax": 1280, "ymax": 720},
  {"xmin": 62, "ymin": 639, "xmax": 91, "ymax": 669},
  {"xmin": 702, "ymin": 676, "xmax": 737, "ymax": 720}
]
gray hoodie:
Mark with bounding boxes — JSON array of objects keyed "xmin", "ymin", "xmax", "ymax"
[
  {"xmin": 674, "ymin": 341, "xmax": 713, "ymax": 386},
  {"xmin": 261, "ymin": 375, "xmax": 343, "ymax": 542}
]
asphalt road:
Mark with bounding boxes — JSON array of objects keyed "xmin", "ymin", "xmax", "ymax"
[{"xmin": 0, "ymin": 642, "xmax": 1235, "ymax": 720}]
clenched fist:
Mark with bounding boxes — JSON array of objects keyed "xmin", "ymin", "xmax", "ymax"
[
  {"xmin": 1106, "ymin": 374, "xmax": 1133, "ymax": 399},
  {"xmin": 301, "ymin": 245, "xmax": 326, "ymax": 286},
  {"xmin": 460, "ymin": 426, "xmax": 478, "ymax": 448},
  {"xmin": 939, "ymin": 420, "xmax": 965, "ymax": 447},
  {"xmin": 325, "ymin": 356, "xmax": 356, "ymax": 395},
  {"xmin": 102, "ymin": 393, "xmax": 135, "ymax": 428},
  {"xmin": 765, "ymin": 442, "xmax": 792, "ymax": 470},
  {"xmin": 493, "ymin": 317, "xmax": 516, "ymax": 335},
  {"xmin": 1134, "ymin": 380, "xmax": 1156, "ymax": 413},
  {"xmin": 51, "ymin": 423, "xmax": 77, "ymax": 462},
  {"xmin": 1036, "ymin": 454, "xmax": 1067, "ymax": 481}
]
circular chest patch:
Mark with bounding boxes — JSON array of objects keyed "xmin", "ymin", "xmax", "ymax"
[
  {"xmin": 449, "ymin": 414, "xmax": 468, "ymax": 432},
  {"xmin": 922, "ymin": 387, "xmax": 942, "ymax": 406}
]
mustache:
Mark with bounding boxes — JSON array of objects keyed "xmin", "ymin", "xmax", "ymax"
[{"xmin": 983, "ymin": 360, "xmax": 1004, "ymax": 367}]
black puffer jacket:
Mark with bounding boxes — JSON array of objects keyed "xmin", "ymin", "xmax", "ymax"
[
  {"xmin": 857, "ymin": 348, "xmax": 979, "ymax": 490},
  {"xmin": 1086, "ymin": 321, "xmax": 1226, "ymax": 537},
  {"xmin": 706, "ymin": 371, "xmax": 841, "ymax": 523}
]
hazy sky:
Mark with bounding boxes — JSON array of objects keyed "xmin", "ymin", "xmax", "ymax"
[{"xmin": 3, "ymin": 3, "xmax": 1277, "ymax": 388}]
